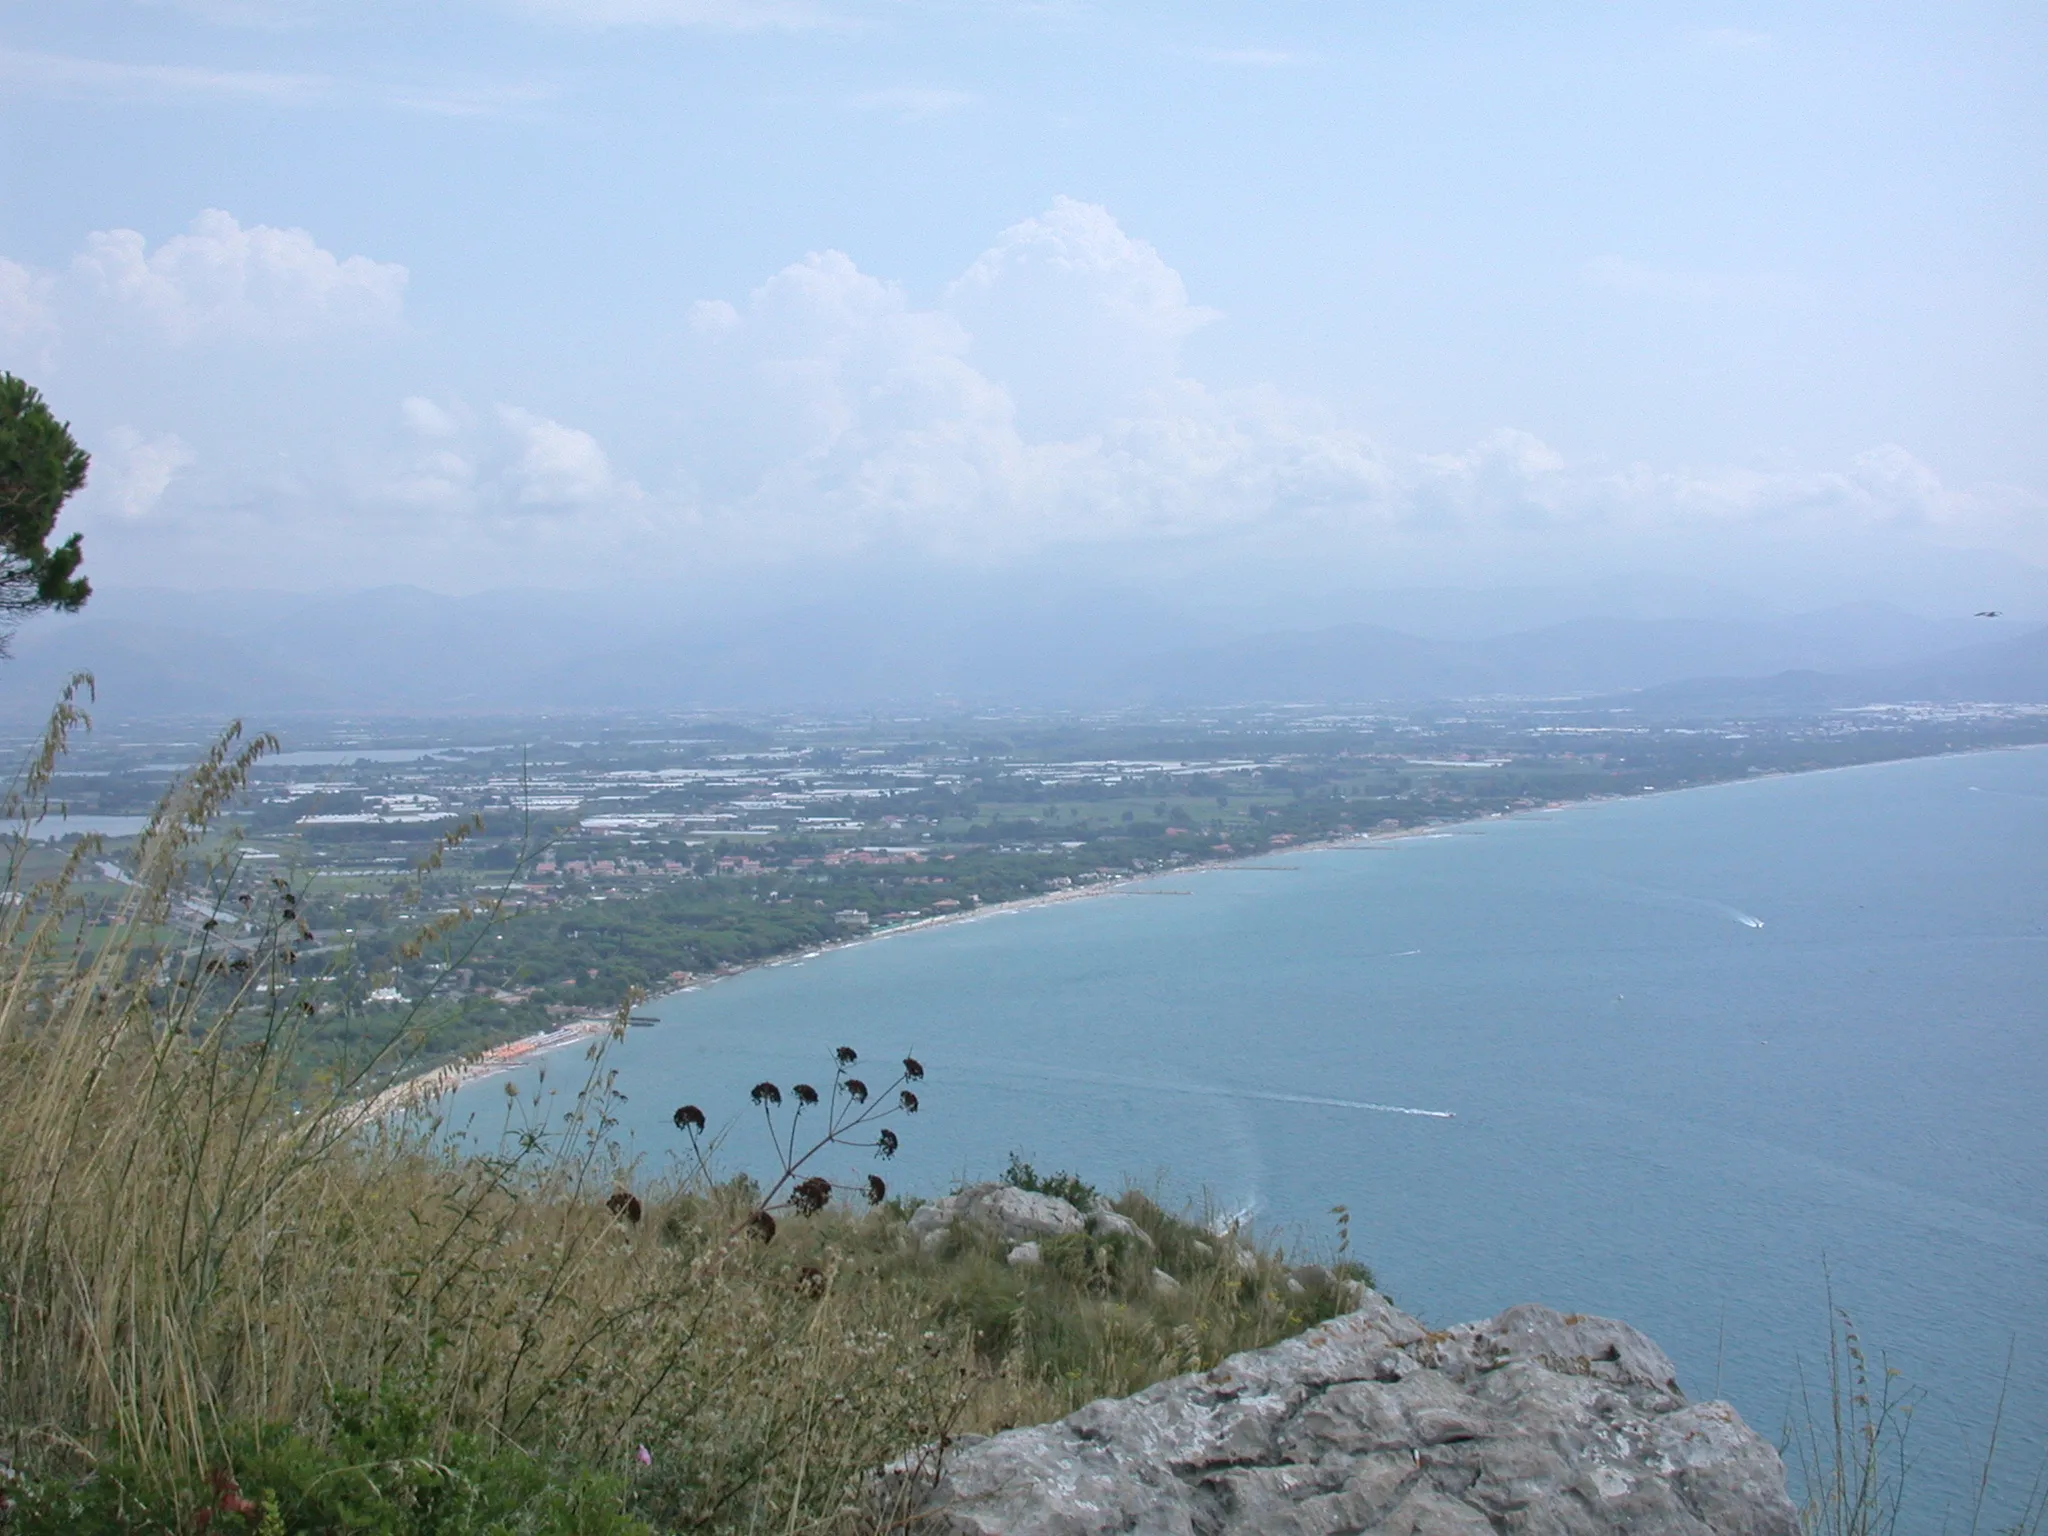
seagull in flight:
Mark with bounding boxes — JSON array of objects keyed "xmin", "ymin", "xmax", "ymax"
[{"xmin": 1976, "ymin": 610, "xmax": 2003, "ymax": 618}]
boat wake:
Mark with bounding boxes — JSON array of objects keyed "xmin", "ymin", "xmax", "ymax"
[{"xmin": 987, "ymin": 1060, "xmax": 1455, "ymax": 1120}]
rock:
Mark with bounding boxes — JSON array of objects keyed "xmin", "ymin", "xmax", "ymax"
[
  {"xmin": 891, "ymin": 1299, "xmax": 1796, "ymax": 1535},
  {"xmin": 1151, "ymin": 1267, "xmax": 1181, "ymax": 1295},
  {"xmin": 1007, "ymin": 1241, "xmax": 1042, "ymax": 1267},
  {"xmin": 1085, "ymin": 1207, "xmax": 1156, "ymax": 1249},
  {"xmin": 906, "ymin": 1182, "xmax": 1085, "ymax": 1250}
]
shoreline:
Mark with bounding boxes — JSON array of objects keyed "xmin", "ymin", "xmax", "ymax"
[
  {"xmin": 362, "ymin": 811, "xmax": 1559, "ymax": 1117},
  {"xmin": 366, "ymin": 737, "xmax": 2048, "ymax": 1117}
]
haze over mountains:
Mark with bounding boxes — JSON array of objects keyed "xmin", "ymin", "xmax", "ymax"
[{"xmin": 4, "ymin": 575, "xmax": 2042, "ymax": 722}]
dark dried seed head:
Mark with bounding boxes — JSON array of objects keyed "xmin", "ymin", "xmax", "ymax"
[
  {"xmin": 876, "ymin": 1128, "xmax": 899, "ymax": 1159},
  {"xmin": 835, "ymin": 1045, "xmax": 858, "ymax": 1065},
  {"xmin": 866, "ymin": 1174, "xmax": 887, "ymax": 1206},
  {"xmin": 606, "ymin": 1191, "xmax": 643, "ymax": 1224},
  {"xmin": 902, "ymin": 1056, "xmax": 924, "ymax": 1081},
  {"xmin": 795, "ymin": 1265, "xmax": 828, "ymax": 1299},
  {"xmin": 750, "ymin": 1081, "xmax": 783, "ymax": 1107},
  {"xmin": 673, "ymin": 1104, "xmax": 706, "ymax": 1133},
  {"xmin": 843, "ymin": 1079, "xmax": 868, "ymax": 1103},
  {"xmin": 793, "ymin": 1083, "xmax": 819, "ymax": 1106},
  {"xmin": 899, "ymin": 1089, "xmax": 919, "ymax": 1113},
  {"xmin": 791, "ymin": 1176, "xmax": 833, "ymax": 1215},
  {"xmin": 747, "ymin": 1210, "xmax": 778, "ymax": 1243}
]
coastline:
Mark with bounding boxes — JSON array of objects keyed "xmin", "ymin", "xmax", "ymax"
[
  {"xmin": 360, "ymin": 812, "xmax": 1547, "ymax": 1118},
  {"xmin": 366, "ymin": 736, "xmax": 2048, "ymax": 1119}
]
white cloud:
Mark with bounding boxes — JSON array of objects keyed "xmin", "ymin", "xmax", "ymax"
[
  {"xmin": 0, "ymin": 48, "xmax": 327, "ymax": 107},
  {"xmin": 402, "ymin": 395, "xmax": 461, "ymax": 438},
  {"xmin": 96, "ymin": 427, "xmax": 196, "ymax": 519},
  {"xmin": 0, "ymin": 258, "xmax": 57, "ymax": 349},
  {"xmin": 497, "ymin": 406, "xmax": 634, "ymax": 508},
  {"xmin": 845, "ymin": 87, "xmax": 975, "ymax": 120},
  {"xmin": 944, "ymin": 196, "xmax": 1219, "ymax": 438},
  {"xmin": 71, "ymin": 210, "xmax": 407, "ymax": 344},
  {"xmin": 0, "ymin": 48, "xmax": 550, "ymax": 118},
  {"xmin": 657, "ymin": 201, "xmax": 2042, "ymax": 579}
]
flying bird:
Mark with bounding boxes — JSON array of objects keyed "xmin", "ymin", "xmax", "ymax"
[{"xmin": 1976, "ymin": 610, "xmax": 2003, "ymax": 618}]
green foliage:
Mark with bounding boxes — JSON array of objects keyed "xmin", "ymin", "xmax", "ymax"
[
  {"xmin": 1038, "ymin": 1229, "xmax": 1147, "ymax": 1295},
  {"xmin": 1003, "ymin": 1153, "xmax": 1098, "ymax": 1210},
  {"xmin": 0, "ymin": 373, "xmax": 90, "ymax": 625},
  {"xmin": 8, "ymin": 1387, "xmax": 652, "ymax": 1536}
]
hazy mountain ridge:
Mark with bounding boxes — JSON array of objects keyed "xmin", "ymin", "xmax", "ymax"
[{"xmin": 0, "ymin": 584, "xmax": 2032, "ymax": 720}]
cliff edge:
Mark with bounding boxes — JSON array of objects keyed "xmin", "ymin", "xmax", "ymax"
[{"xmin": 900, "ymin": 1296, "xmax": 1797, "ymax": 1535}]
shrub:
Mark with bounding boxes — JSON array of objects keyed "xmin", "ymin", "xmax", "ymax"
[{"xmin": 1003, "ymin": 1153, "xmax": 1098, "ymax": 1210}]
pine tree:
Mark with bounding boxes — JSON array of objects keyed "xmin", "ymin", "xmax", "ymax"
[{"xmin": 0, "ymin": 373, "xmax": 91, "ymax": 648}]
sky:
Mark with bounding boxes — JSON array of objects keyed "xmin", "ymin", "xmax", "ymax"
[{"xmin": 0, "ymin": 0, "xmax": 2043, "ymax": 614}]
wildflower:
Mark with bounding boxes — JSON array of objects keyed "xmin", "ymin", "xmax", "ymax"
[
  {"xmin": 750, "ymin": 1081, "xmax": 782, "ymax": 1107},
  {"xmin": 836, "ymin": 1045, "xmax": 858, "ymax": 1064},
  {"xmin": 793, "ymin": 1083, "xmax": 819, "ymax": 1106},
  {"xmin": 636, "ymin": 1445, "xmax": 653, "ymax": 1467},
  {"xmin": 844, "ymin": 1078, "xmax": 868, "ymax": 1103},
  {"xmin": 673, "ymin": 1104, "xmax": 706, "ymax": 1132},
  {"xmin": 899, "ymin": 1089, "xmax": 919, "ymax": 1113},
  {"xmin": 876, "ymin": 1128, "xmax": 899, "ymax": 1159},
  {"xmin": 902, "ymin": 1055, "xmax": 924, "ymax": 1080},
  {"xmin": 866, "ymin": 1174, "xmax": 887, "ymax": 1205},
  {"xmin": 791, "ymin": 1176, "xmax": 833, "ymax": 1215}
]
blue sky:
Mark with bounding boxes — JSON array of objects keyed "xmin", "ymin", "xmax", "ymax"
[{"xmin": 0, "ymin": 0, "xmax": 2042, "ymax": 607}]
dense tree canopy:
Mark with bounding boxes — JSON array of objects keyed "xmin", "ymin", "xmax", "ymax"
[{"xmin": 0, "ymin": 373, "xmax": 90, "ymax": 636}]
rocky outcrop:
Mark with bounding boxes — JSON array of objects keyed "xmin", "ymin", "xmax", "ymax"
[
  {"xmin": 899, "ymin": 1297, "xmax": 1796, "ymax": 1535},
  {"xmin": 908, "ymin": 1183, "xmax": 1087, "ymax": 1251}
]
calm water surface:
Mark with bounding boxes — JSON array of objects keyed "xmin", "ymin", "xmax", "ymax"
[{"xmin": 453, "ymin": 745, "xmax": 2048, "ymax": 1523}]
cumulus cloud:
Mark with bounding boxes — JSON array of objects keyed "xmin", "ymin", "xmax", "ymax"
[
  {"xmin": 497, "ymin": 406, "xmax": 633, "ymax": 507},
  {"xmin": 15, "ymin": 197, "xmax": 2034, "ymax": 597},
  {"xmin": 372, "ymin": 396, "xmax": 636, "ymax": 519},
  {"xmin": 0, "ymin": 258, "xmax": 56, "ymax": 350},
  {"xmin": 71, "ymin": 210, "xmax": 407, "ymax": 343},
  {"xmin": 659, "ymin": 200, "xmax": 2040, "ymax": 580},
  {"xmin": 943, "ymin": 196, "xmax": 1219, "ymax": 438},
  {"xmin": 95, "ymin": 428, "xmax": 197, "ymax": 519}
]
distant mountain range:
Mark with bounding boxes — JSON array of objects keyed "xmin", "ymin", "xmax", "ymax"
[{"xmin": 0, "ymin": 582, "xmax": 2038, "ymax": 722}]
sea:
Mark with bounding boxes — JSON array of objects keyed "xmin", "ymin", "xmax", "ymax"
[{"xmin": 449, "ymin": 744, "xmax": 2048, "ymax": 1526}]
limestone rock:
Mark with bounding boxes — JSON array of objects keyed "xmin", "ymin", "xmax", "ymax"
[
  {"xmin": 907, "ymin": 1183, "xmax": 1086, "ymax": 1251},
  {"xmin": 1151, "ymin": 1267, "xmax": 1181, "ymax": 1295},
  {"xmin": 893, "ymin": 1299, "xmax": 1796, "ymax": 1535},
  {"xmin": 1008, "ymin": 1241, "xmax": 1043, "ymax": 1267},
  {"xmin": 1085, "ymin": 1205, "xmax": 1156, "ymax": 1250}
]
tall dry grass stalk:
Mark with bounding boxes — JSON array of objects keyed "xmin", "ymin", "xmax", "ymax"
[{"xmin": 0, "ymin": 690, "xmax": 965, "ymax": 1530}]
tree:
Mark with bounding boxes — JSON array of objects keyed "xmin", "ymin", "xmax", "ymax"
[{"xmin": 0, "ymin": 373, "xmax": 91, "ymax": 647}]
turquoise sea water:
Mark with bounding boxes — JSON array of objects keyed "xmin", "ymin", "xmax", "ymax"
[{"xmin": 452, "ymin": 745, "xmax": 2048, "ymax": 1524}]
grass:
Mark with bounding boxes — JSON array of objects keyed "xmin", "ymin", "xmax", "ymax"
[
  {"xmin": 1785, "ymin": 1281, "xmax": 2048, "ymax": 1536},
  {"xmin": 0, "ymin": 692, "xmax": 1360, "ymax": 1533}
]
